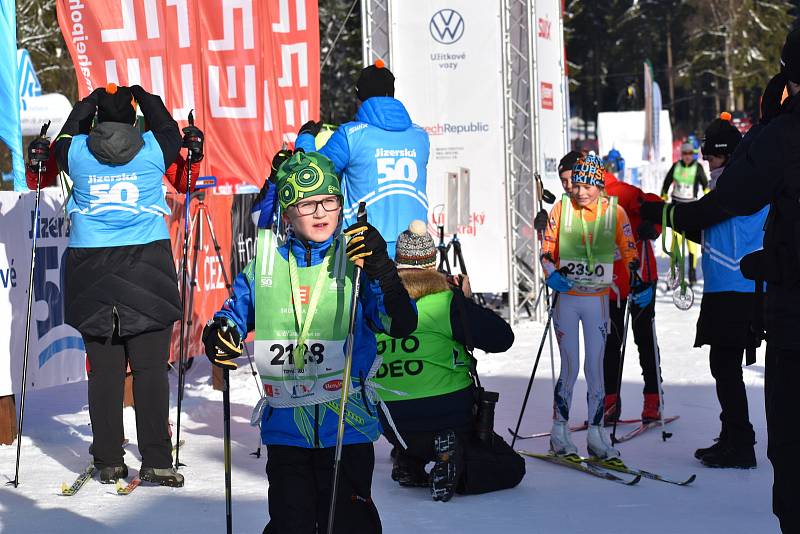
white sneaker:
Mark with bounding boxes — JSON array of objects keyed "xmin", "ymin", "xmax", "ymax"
[
  {"xmin": 587, "ymin": 425, "xmax": 620, "ymax": 459},
  {"xmin": 549, "ymin": 421, "xmax": 578, "ymax": 456}
]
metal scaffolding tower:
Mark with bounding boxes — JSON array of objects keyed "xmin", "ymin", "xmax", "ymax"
[{"xmin": 360, "ymin": 0, "xmax": 554, "ymax": 325}]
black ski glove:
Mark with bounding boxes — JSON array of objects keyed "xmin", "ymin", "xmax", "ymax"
[
  {"xmin": 182, "ymin": 125, "xmax": 204, "ymax": 162},
  {"xmin": 343, "ymin": 221, "xmax": 394, "ymax": 281},
  {"xmin": 760, "ymin": 72, "xmax": 787, "ymax": 125},
  {"xmin": 639, "ymin": 200, "xmax": 666, "ymax": 225},
  {"xmin": 269, "ymin": 148, "xmax": 294, "ymax": 184},
  {"xmin": 27, "ymin": 137, "xmax": 50, "ymax": 174},
  {"xmin": 298, "ymin": 120, "xmax": 321, "ymax": 137},
  {"xmin": 202, "ymin": 318, "xmax": 242, "ymax": 369},
  {"xmin": 533, "ymin": 209, "xmax": 548, "ymax": 232},
  {"xmin": 637, "ymin": 220, "xmax": 659, "ymax": 241}
]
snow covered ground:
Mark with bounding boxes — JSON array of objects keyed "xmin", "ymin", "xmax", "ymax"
[{"xmin": 0, "ymin": 282, "xmax": 780, "ymax": 533}]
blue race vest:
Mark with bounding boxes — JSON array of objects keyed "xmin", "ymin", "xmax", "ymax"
[
  {"xmin": 702, "ymin": 206, "xmax": 768, "ymax": 293},
  {"xmin": 66, "ymin": 131, "xmax": 170, "ymax": 248}
]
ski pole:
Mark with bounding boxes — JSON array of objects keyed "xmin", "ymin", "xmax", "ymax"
[
  {"xmin": 175, "ymin": 110, "xmax": 196, "ymax": 469},
  {"xmin": 9, "ymin": 121, "xmax": 50, "ymax": 488},
  {"xmin": 222, "ymin": 367, "xmax": 233, "ymax": 534},
  {"xmin": 511, "ymin": 284, "xmax": 562, "ymax": 449},
  {"xmin": 546, "ymin": 286, "xmax": 557, "ymax": 395},
  {"xmin": 327, "ymin": 202, "xmax": 367, "ymax": 534},
  {"xmin": 643, "ymin": 239, "xmax": 671, "ymax": 441}
]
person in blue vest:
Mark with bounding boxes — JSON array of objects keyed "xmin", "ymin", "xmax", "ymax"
[
  {"xmin": 294, "ymin": 60, "xmax": 430, "ymax": 256},
  {"xmin": 642, "ymin": 113, "xmax": 768, "ymax": 468},
  {"xmin": 26, "ymin": 83, "xmax": 200, "ymax": 486},
  {"xmin": 203, "ymin": 151, "xmax": 417, "ymax": 533}
]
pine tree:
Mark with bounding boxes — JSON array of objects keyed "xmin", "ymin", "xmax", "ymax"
[{"xmin": 318, "ymin": 0, "xmax": 363, "ymax": 125}]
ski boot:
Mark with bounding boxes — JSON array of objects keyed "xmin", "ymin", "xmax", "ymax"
[
  {"xmin": 587, "ymin": 424, "xmax": 620, "ymax": 459},
  {"xmin": 430, "ymin": 431, "xmax": 460, "ymax": 502},
  {"xmin": 700, "ymin": 443, "xmax": 756, "ymax": 469},
  {"xmin": 603, "ymin": 394, "xmax": 621, "ymax": 425},
  {"xmin": 641, "ymin": 393, "xmax": 661, "ymax": 423},
  {"xmin": 392, "ymin": 452, "xmax": 428, "ymax": 488},
  {"xmin": 98, "ymin": 464, "xmax": 129, "ymax": 484},
  {"xmin": 549, "ymin": 421, "xmax": 578, "ymax": 456},
  {"xmin": 139, "ymin": 466, "xmax": 185, "ymax": 487}
]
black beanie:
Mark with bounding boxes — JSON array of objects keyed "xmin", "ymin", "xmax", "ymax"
[
  {"xmin": 558, "ymin": 151, "xmax": 582, "ymax": 174},
  {"xmin": 781, "ymin": 27, "xmax": 800, "ymax": 84},
  {"xmin": 356, "ymin": 60, "xmax": 395, "ymax": 101},
  {"xmin": 97, "ymin": 84, "xmax": 137, "ymax": 124},
  {"xmin": 702, "ymin": 112, "xmax": 742, "ymax": 157}
]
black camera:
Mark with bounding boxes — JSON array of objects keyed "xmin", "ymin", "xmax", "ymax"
[{"xmin": 474, "ymin": 388, "xmax": 500, "ymax": 446}]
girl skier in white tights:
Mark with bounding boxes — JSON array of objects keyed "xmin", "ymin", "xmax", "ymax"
[{"xmin": 540, "ymin": 154, "xmax": 652, "ymax": 459}]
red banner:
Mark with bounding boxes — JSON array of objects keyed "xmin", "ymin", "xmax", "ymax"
[
  {"xmin": 56, "ymin": 0, "xmax": 320, "ymax": 189},
  {"xmin": 166, "ymin": 192, "xmax": 234, "ymax": 361}
]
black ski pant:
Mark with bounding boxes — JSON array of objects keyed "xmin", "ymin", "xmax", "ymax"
[
  {"xmin": 603, "ymin": 296, "xmax": 661, "ymax": 397},
  {"xmin": 263, "ymin": 443, "xmax": 381, "ymax": 534},
  {"xmin": 83, "ymin": 325, "xmax": 173, "ymax": 469},
  {"xmin": 765, "ymin": 346, "xmax": 800, "ymax": 534},
  {"xmin": 709, "ymin": 344, "xmax": 755, "ymax": 447}
]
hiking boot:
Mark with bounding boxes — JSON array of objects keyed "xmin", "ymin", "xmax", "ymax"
[
  {"xmin": 430, "ymin": 431, "xmax": 460, "ymax": 502},
  {"xmin": 694, "ymin": 438, "xmax": 724, "ymax": 460},
  {"xmin": 700, "ymin": 443, "xmax": 756, "ymax": 469},
  {"xmin": 98, "ymin": 464, "xmax": 128, "ymax": 484},
  {"xmin": 139, "ymin": 466, "xmax": 185, "ymax": 487},
  {"xmin": 392, "ymin": 454, "xmax": 428, "ymax": 488}
]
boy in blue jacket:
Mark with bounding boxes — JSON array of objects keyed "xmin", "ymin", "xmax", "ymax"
[{"xmin": 202, "ymin": 151, "xmax": 417, "ymax": 533}]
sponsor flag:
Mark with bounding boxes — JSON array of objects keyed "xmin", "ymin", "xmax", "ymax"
[{"xmin": 56, "ymin": 0, "xmax": 320, "ymax": 189}]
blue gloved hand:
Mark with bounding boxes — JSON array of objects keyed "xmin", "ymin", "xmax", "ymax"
[
  {"xmin": 546, "ymin": 270, "xmax": 573, "ymax": 293},
  {"xmin": 631, "ymin": 283, "xmax": 654, "ymax": 307}
]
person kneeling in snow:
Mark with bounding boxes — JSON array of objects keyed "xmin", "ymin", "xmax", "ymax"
[
  {"xmin": 374, "ymin": 221, "xmax": 521, "ymax": 502},
  {"xmin": 202, "ymin": 151, "xmax": 417, "ymax": 533}
]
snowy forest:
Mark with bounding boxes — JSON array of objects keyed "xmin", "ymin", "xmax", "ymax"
[{"xmin": 2, "ymin": 0, "xmax": 800, "ymax": 182}]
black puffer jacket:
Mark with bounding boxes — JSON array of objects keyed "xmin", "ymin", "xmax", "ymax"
[
  {"xmin": 65, "ymin": 240, "xmax": 180, "ymax": 337},
  {"xmin": 59, "ymin": 86, "xmax": 182, "ymax": 338}
]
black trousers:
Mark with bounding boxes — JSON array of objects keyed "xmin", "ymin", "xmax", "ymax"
[
  {"xmin": 604, "ymin": 296, "xmax": 660, "ymax": 396},
  {"xmin": 83, "ymin": 326, "xmax": 173, "ymax": 469},
  {"xmin": 264, "ymin": 443, "xmax": 381, "ymax": 534},
  {"xmin": 765, "ymin": 346, "xmax": 800, "ymax": 534},
  {"xmin": 709, "ymin": 344, "xmax": 755, "ymax": 446}
]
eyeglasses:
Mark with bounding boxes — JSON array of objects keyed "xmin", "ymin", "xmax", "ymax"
[{"xmin": 292, "ymin": 197, "xmax": 341, "ymax": 216}]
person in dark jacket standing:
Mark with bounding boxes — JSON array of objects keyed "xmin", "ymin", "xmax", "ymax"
[
  {"xmin": 642, "ymin": 114, "xmax": 767, "ymax": 469},
  {"xmin": 26, "ymin": 84, "xmax": 197, "ymax": 486},
  {"xmin": 639, "ymin": 29, "xmax": 800, "ymax": 532},
  {"xmin": 294, "ymin": 61, "xmax": 430, "ymax": 256},
  {"xmin": 374, "ymin": 221, "xmax": 519, "ymax": 502}
]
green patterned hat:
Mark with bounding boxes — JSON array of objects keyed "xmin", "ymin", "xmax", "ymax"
[{"xmin": 275, "ymin": 151, "xmax": 342, "ymax": 209}]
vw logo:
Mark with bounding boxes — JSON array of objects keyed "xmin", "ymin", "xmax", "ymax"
[{"xmin": 429, "ymin": 9, "xmax": 465, "ymax": 45}]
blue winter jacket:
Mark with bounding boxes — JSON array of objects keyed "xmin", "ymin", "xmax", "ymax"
[
  {"xmin": 702, "ymin": 170, "xmax": 768, "ymax": 293},
  {"xmin": 215, "ymin": 233, "xmax": 395, "ymax": 448},
  {"xmin": 296, "ymin": 97, "xmax": 430, "ymax": 256}
]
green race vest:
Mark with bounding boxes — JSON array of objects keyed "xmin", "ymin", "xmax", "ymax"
[
  {"xmin": 374, "ymin": 290, "xmax": 471, "ymax": 401},
  {"xmin": 254, "ymin": 229, "xmax": 356, "ymax": 408},
  {"xmin": 672, "ymin": 163, "xmax": 698, "ymax": 201},
  {"xmin": 558, "ymin": 194, "xmax": 617, "ymax": 290}
]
